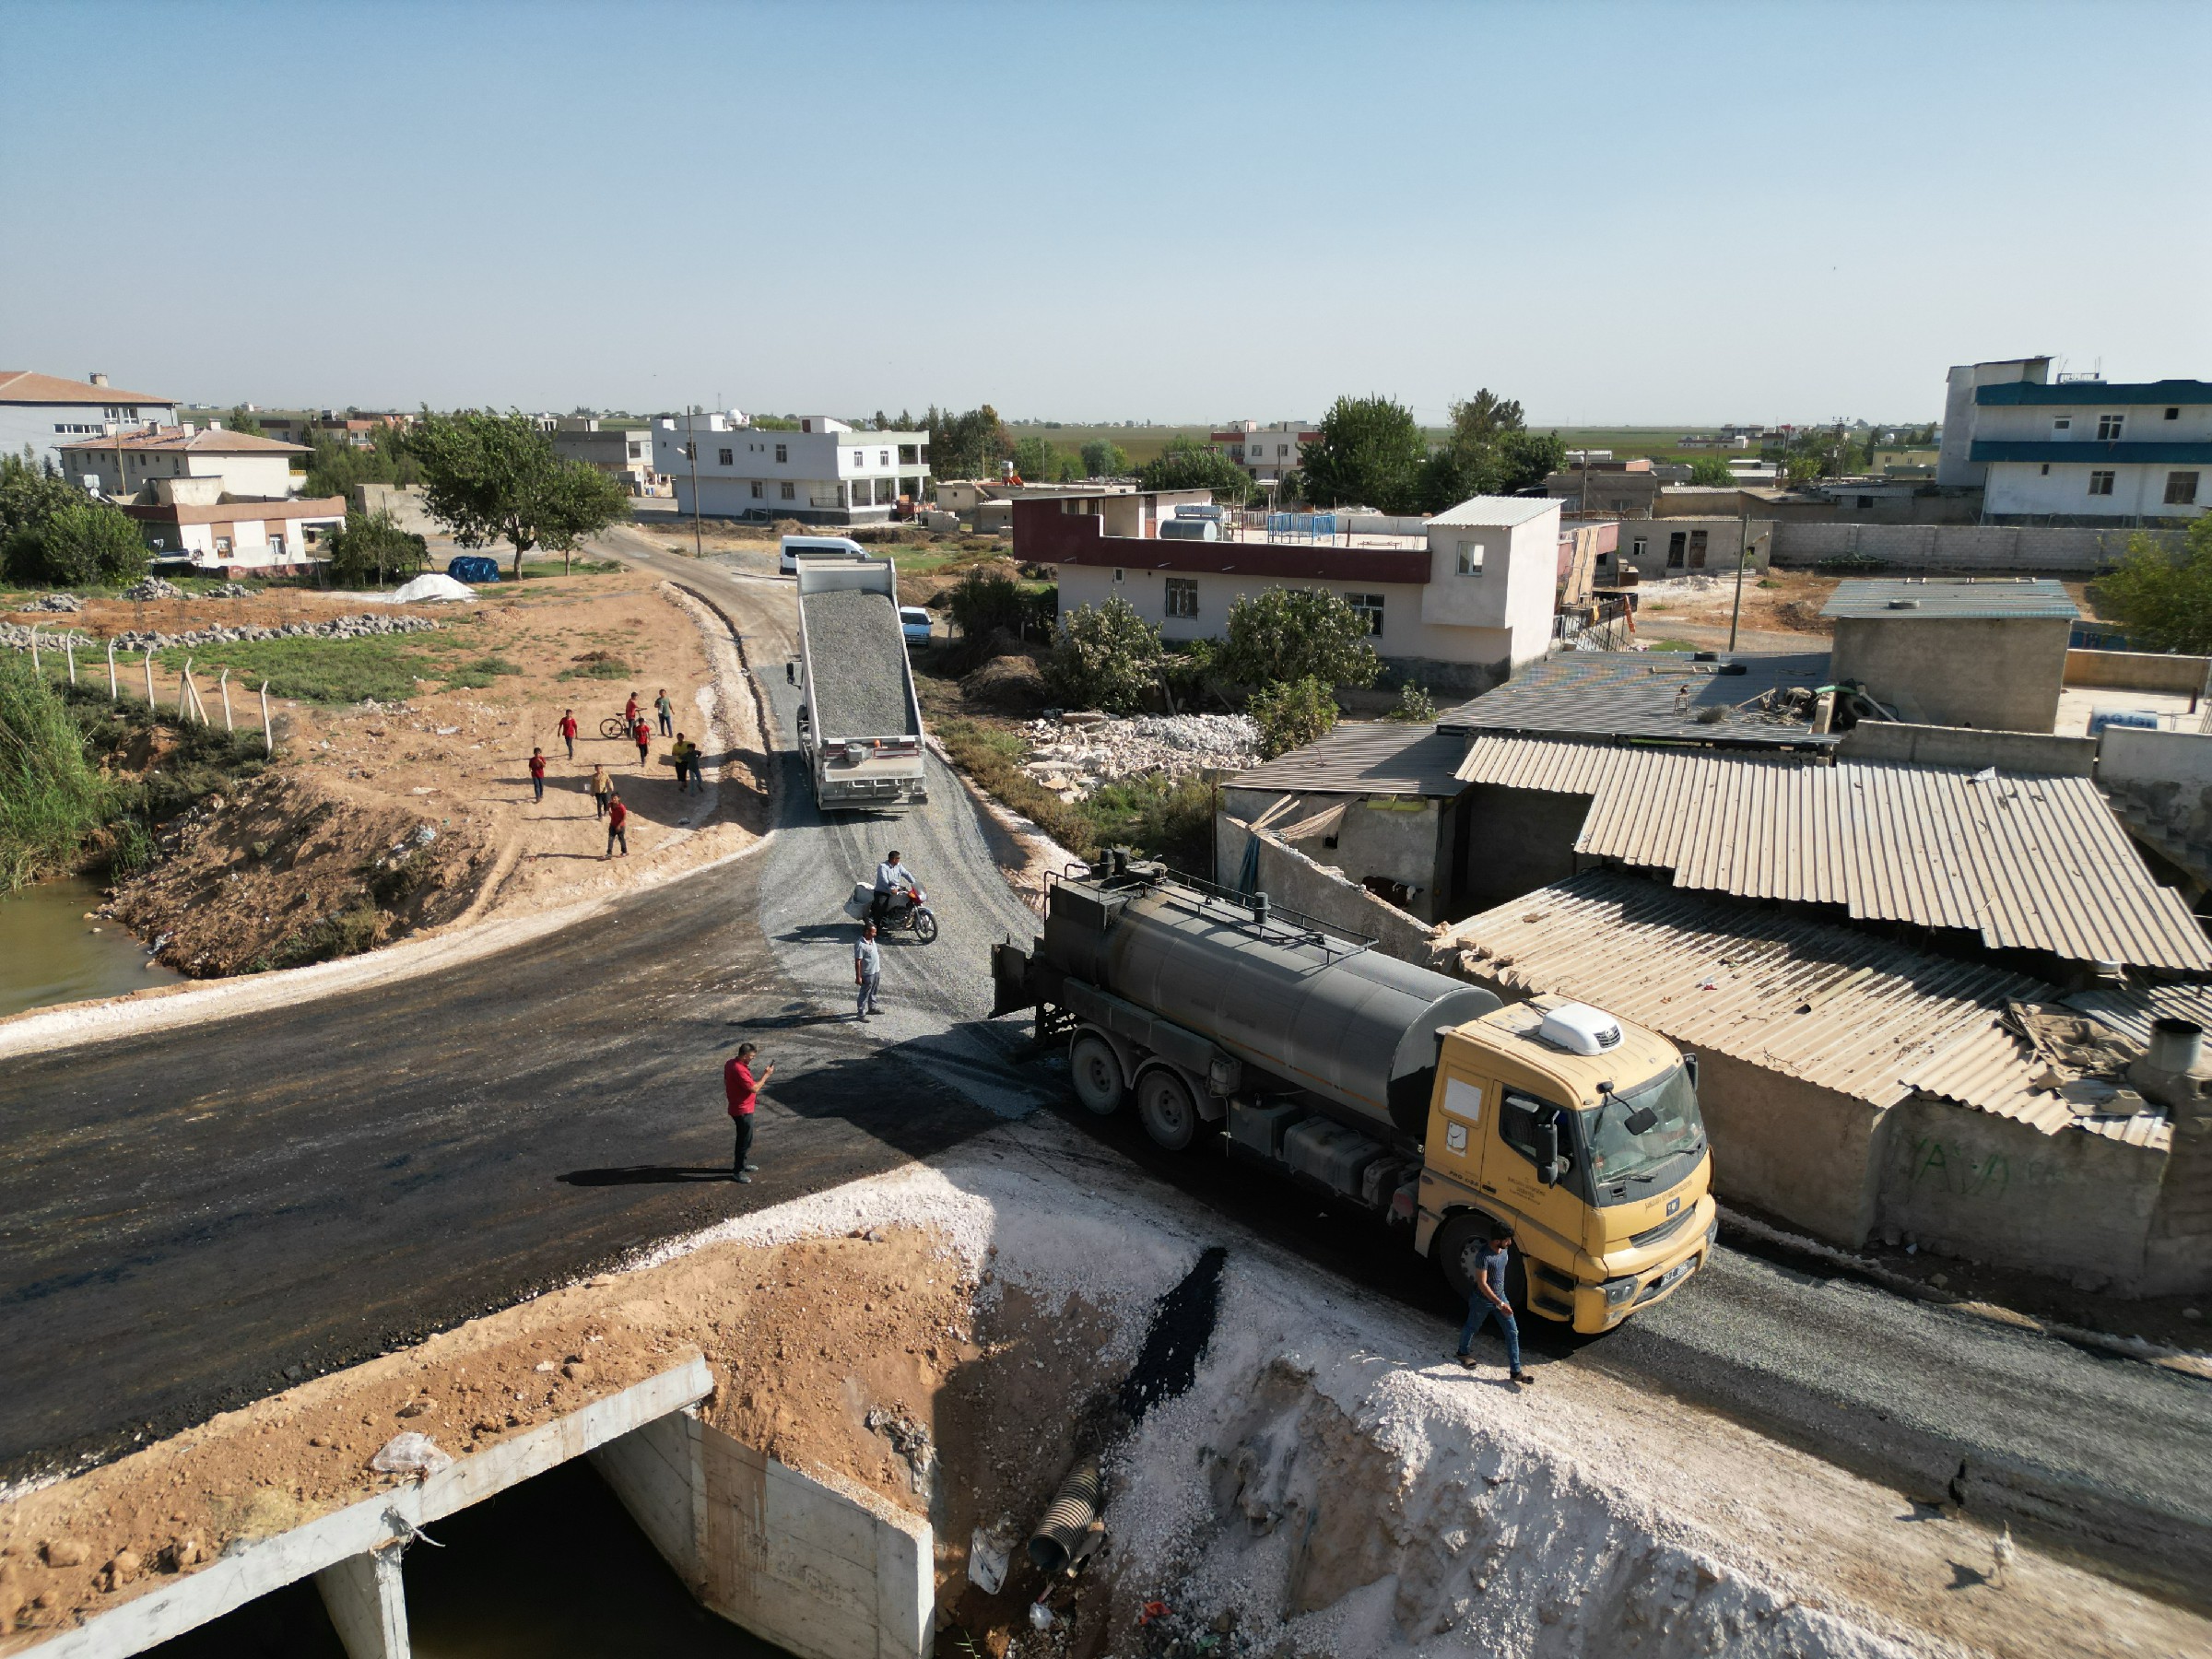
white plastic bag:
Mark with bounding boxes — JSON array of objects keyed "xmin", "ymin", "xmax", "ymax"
[{"xmin": 370, "ymin": 1432, "xmax": 453, "ymax": 1477}]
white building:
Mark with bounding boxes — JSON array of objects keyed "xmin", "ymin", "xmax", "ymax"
[
  {"xmin": 652, "ymin": 414, "xmax": 928, "ymax": 524},
  {"xmin": 1018, "ymin": 491, "xmax": 1560, "ymax": 690},
  {"xmin": 59, "ymin": 425, "xmax": 308, "ymax": 500},
  {"xmin": 122, "ymin": 478, "xmax": 345, "ymax": 573},
  {"xmin": 1209, "ymin": 420, "xmax": 1319, "ymax": 484},
  {"xmin": 1940, "ymin": 358, "xmax": 2210, "ymax": 523},
  {"xmin": 0, "ymin": 371, "xmax": 176, "ymax": 472}
]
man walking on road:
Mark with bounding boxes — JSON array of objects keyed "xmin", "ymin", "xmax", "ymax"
[
  {"xmin": 1456, "ymin": 1224, "xmax": 1534, "ymax": 1386},
  {"xmin": 605, "ymin": 792, "xmax": 629, "ymax": 858},
  {"xmin": 655, "ymin": 688, "xmax": 675, "ymax": 737},
  {"xmin": 724, "ymin": 1041, "xmax": 771, "ymax": 1183},
  {"xmin": 853, "ymin": 924, "xmax": 882, "ymax": 1018},
  {"xmin": 670, "ymin": 731, "xmax": 699, "ymax": 794},
  {"xmin": 631, "ymin": 715, "xmax": 652, "ymax": 767},
  {"xmin": 527, "ymin": 747, "xmax": 547, "ymax": 803},
  {"xmin": 556, "ymin": 708, "xmax": 579, "ymax": 761},
  {"xmin": 589, "ymin": 762, "xmax": 612, "ymax": 818}
]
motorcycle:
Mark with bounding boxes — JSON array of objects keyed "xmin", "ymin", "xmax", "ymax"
[{"xmin": 845, "ymin": 880, "xmax": 939, "ymax": 945}]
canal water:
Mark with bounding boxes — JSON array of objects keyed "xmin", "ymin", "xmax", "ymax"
[{"xmin": 0, "ymin": 876, "xmax": 178, "ymax": 1018}]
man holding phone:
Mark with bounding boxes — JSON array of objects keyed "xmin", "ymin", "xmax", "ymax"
[{"xmin": 725, "ymin": 1041, "xmax": 772, "ymax": 1183}]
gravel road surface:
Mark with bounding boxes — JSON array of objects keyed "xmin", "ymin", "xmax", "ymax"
[{"xmin": 800, "ymin": 587, "xmax": 920, "ymax": 737}]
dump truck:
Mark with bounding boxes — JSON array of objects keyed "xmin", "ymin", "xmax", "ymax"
[
  {"xmin": 991, "ymin": 856, "xmax": 1716, "ymax": 1332},
  {"xmin": 788, "ymin": 557, "xmax": 928, "ymax": 810}
]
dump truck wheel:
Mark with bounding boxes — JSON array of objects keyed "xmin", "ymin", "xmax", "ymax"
[
  {"xmin": 1068, "ymin": 1033, "xmax": 1124, "ymax": 1116},
  {"xmin": 1135, "ymin": 1066, "xmax": 1198, "ymax": 1152}
]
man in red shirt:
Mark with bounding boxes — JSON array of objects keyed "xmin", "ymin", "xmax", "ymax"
[
  {"xmin": 556, "ymin": 708, "xmax": 579, "ymax": 761},
  {"xmin": 625, "ymin": 692, "xmax": 641, "ymax": 728},
  {"xmin": 724, "ymin": 1041, "xmax": 772, "ymax": 1182},
  {"xmin": 632, "ymin": 716, "xmax": 651, "ymax": 766},
  {"xmin": 605, "ymin": 793, "xmax": 629, "ymax": 858},
  {"xmin": 527, "ymin": 746, "xmax": 547, "ymax": 803}
]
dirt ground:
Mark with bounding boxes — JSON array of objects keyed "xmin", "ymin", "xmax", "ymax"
[
  {"xmin": 3, "ymin": 571, "xmax": 770, "ymax": 977},
  {"xmin": 1631, "ymin": 568, "xmax": 2105, "ymax": 653}
]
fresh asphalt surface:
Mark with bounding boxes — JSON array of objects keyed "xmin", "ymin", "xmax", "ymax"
[{"xmin": 4, "ymin": 535, "xmax": 2207, "ymax": 1600}]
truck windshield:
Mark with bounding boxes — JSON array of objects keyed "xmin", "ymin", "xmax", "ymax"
[{"xmin": 1579, "ymin": 1065, "xmax": 1705, "ymax": 1191}]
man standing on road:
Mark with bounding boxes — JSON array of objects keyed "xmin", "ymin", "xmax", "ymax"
[
  {"xmin": 590, "ymin": 762, "xmax": 612, "ymax": 818},
  {"xmin": 556, "ymin": 708, "xmax": 579, "ymax": 761},
  {"xmin": 527, "ymin": 746, "xmax": 547, "ymax": 803},
  {"xmin": 853, "ymin": 923, "xmax": 883, "ymax": 1018},
  {"xmin": 605, "ymin": 792, "xmax": 629, "ymax": 858},
  {"xmin": 870, "ymin": 850, "xmax": 915, "ymax": 925},
  {"xmin": 625, "ymin": 690, "xmax": 641, "ymax": 729},
  {"xmin": 631, "ymin": 714, "xmax": 652, "ymax": 768},
  {"xmin": 724, "ymin": 1041, "xmax": 771, "ymax": 1183},
  {"xmin": 655, "ymin": 688, "xmax": 675, "ymax": 737},
  {"xmin": 670, "ymin": 731, "xmax": 699, "ymax": 794},
  {"xmin": 1456, "ymin": 1224, "xmax": 1534, "ymax": 1386}
]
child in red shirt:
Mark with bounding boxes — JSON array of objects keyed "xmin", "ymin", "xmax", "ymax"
[
  {"xmin": 527, "ymin": 747, "xmax": 547, "ymax": 803},
  {"xmin": 606, "ymin": 794, "xmax": 629, "ymax": 857}
]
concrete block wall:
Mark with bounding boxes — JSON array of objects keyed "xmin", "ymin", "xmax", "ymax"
[
  {"xmin": 2066, "ymin": 649, "xmax": 2212, "ymax": 696},
  {"xmin": 1834, "ymin": 722, "xmax": 2099, "ymax": 776},
  {"xmin": 1214, "ymin": 815, "xmax": 1434, "ymax": 959},
  {"xmin": 1771, "ymin": 521, "xmax": 2165, "ymax": 574}
]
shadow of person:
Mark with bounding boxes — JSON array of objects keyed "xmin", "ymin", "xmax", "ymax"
[
  {"xmin": 556, "ymin": 1165, "xmax": 732, "ymax": 1187},
  {"xmin": 776, "ymin": 923, "xmax": 863, "ymax": 944},
  {"xmin": 1945, "ymin": 1560, "xmax": 1990, "ymax": 1592}
]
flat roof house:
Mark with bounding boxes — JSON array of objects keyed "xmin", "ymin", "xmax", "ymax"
[
  {"xmin": 652, "ymin": 414, "xmax": 928, "ymax": 524},
  {"xmin": 1016, "ymin": 491, "xmax": 1562, "ymax": 692},
  {"xmin": 0, "ymin": 371, "xmax": 176, "ymax": 472},
  {"xmin": 1823, "ymin": 577, "xmax": 2077, "ymax": 733},
  {"xmin": 1209, "ymin": 420, "xmax": 1318, "ymax": 485},
  {"xmin": 59, "ymin": 425, "xmax": 308, "ymax": 502}
]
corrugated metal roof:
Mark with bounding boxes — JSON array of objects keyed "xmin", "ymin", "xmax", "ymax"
[
  {"xmin": 1228, "ymin": 723, "xmax": 1470, "ymax": 797},
  {"xmin": 1440, "ymin": 871, "xmax": 2085, "ymax": 1130},
  {"xmin": 1454, "ymin": 737, "xmax": 2212, "ymax": 971},
  {"xmin": 1427, "ymin": 495, "xmax": 1559, "ymax": 528},
  {"xmin": 1434, "ymin": 651, "xmax": 1836, "ymax": 747},
  {"xmin": 1821, "ymin": 578, "xmax": 2077, "ymax": 620},
  {"xmin": 2063, "ymin": 982, "xmax": 2212, "ymax": 1050}
]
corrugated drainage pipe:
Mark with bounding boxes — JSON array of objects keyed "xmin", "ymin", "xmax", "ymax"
[{"xmin": 1027, "ymin": 1460, "xmax": 1103, "ymax": 1572}]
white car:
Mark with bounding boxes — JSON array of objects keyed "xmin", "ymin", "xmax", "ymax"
[
  {"xmin": 780, "ymin": 534, "xmax": 866, "ymax": 574},
  {"xmin": 900, "ymin": 606, "xmax": 933, "ymax": 646}
]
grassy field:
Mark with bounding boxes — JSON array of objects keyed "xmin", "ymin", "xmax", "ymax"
[
  {"xmin": 153, "ymin": 631, "xmax": 503, "ymax": 703},
  {"xmin": 1004, "ymin": 424, "xmax": 1215, "ymax": 467}
]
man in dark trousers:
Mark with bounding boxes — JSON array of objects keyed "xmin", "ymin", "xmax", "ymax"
[
  {"xmin": 655, "ymin": 688, "xmax": 676, "ymax": 737},
  {"xmin": 724, "ymin": 1041, "xmax": 771, "ymax": 1182},
  {"xmin": 1456, "ymin": 1223, "xmax": 1535, "ymax": 1386},
  {"xmin": 527, "ymin": 746, "xmax": 547, "ymax": 803},
  {"xmin": 556, "ymin": 708, "xmax": 579, "ymax": 760},
  {"xmin": 605, "ymin": 792, "xmax": 629, "ymax": 858}
]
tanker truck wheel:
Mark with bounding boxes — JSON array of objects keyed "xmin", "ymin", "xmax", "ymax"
[
  {"xmin": 1068, "ymin": 1033, "xmax": 1125, "ymax": 1116},
  {"xmin": 1135, "ymin": 1066, "xmax": 1199, "ymax": 1152}
]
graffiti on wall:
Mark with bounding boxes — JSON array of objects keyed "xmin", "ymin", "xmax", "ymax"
[{"xmin": 1905, "ymin": 1136, "xmax": 2016, "ymax": 1200}]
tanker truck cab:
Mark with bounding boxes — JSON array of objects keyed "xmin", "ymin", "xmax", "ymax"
[{"xmin": 1418, "ymin": 995, "xmax": 1715, "ymax": 1333}]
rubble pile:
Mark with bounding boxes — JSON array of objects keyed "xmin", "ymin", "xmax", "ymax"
[
  {"xmin": 0, "ymin": 614, "xmax": 444, "ymax": 653},
  {"xmin": 24, "ymin": 593, "xmax": 84, "ymax": 612},
  {"xmin": 124, "ymin": 576, "xmax": 186, "ymax": 602},
  {"xmin": 1019, "ymin": 713, "xmax": 1261, "ymax": 800}
]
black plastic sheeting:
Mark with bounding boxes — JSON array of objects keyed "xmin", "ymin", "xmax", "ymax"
[{"xmin": 1117, "ymin": 1245, "xmax": 1226, "ymax": 1423}]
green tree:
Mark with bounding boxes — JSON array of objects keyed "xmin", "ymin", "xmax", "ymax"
[
  {"xmin": 0, "ymin": 449, "xmax": 81, "ymax": 543},
  {"xmin": 1687, "ymin": 454, "xmax": 1736, "ymax": 487},
  {"xmin": 226, "ymin": 406, "xmax": 264, "ymax": 437},
  {"xmin": 1781, "ymin": 426, "xmax": 1853, "ymax": 483},
  {"xmin": 1010, "ymin": 434, "xmax": 1081, "ymax": 483},
  {"xmin": 303, "ymin": 425, "xmax": 419, "ymax": 500},
  {"xmin": 4, "ymin": 500, "xmax": 148, "ymax": 588},
  {"xmin": 2094, "ymin": 517, "xmax": 2212, "ymax": 653},
  {"xmin": 1249, "ymin": 677, "xmax": 1338, "ymax": 759},
  {"xmin": 323, "ymin": 509, "xmax": 429, "ymax": 587},
  {"xmin": 1217, "ymin": 586, "xmax": 1381, "ymax": 690},
  {"xmin": 1496, "ymin": 429, "xmax": 1567, "ymax": 495},
  {"xmin": 1135, "ymin": 438, "xmax": 1253, "ymax": 503},
  {"xmin": 1045, "ymin": 596, "xmax": 1160, "ymax": 714},
  {"xmin": 1389, "ymin": 680, "xmax": 1437, "ymax": 722},
  {"xmin": 1298, "ymin": 395, "xmax": 1427, "ymax": 513},
  {"xmin": 945, "ymin": 566, "xmax": 1031, "ymax": 643},
  {"xmin": 407, "ymin": 409, "xmax": 629, "ymax": 577},
  {"xmin": 1080, "ymin": 439, "xmax": 1132, "ymax": 478},
  {"xmin": 924, "ymin": 405, "xmax": 1011, "ymax": 479}
]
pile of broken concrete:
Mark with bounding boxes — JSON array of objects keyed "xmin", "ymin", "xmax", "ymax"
[{"xmin": 1019, "ymin": 712, "xmax": 1262, "ymax": 801}]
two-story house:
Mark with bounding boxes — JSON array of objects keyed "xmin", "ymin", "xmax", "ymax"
[
  {"xmin": 0, "ymin": 371, "xmax": 176, "ymax": 471},
  {"xmin": 652, "ymin": 414, "xmax": 928, "ymax": 524},
  {"xmin": 1939, "ymin": 358, "xmax": 2210, "ymax": 523}
]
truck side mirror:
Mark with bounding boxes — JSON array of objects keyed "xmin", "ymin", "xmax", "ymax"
[
  {"xmin": 786, "ymin": 661, "xmax": 798, "ymax": 686},
  {"xmin": 1682, "ymin": 1053, "xmax": 1699, "ymax": 1092},
  {"xmin": 1537, "ymin": 1118, "xmax": 1562, "ymax": 1186},
  {"xmin": 1624, "ymin": 1106, "xmax": 1659, "ymax": 1135}
]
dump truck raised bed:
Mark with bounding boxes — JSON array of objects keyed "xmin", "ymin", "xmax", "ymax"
[
  {"xmin": 787, "ymin": 557, "xmax": 927, "ymax": 810},
  {"xmin": 992, "ymin": 856, "xmax": 1716, "ymax": 1332}
]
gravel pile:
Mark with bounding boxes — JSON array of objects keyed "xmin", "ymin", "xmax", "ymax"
[
  {"xmin": 24, "ymin": 593, "xmax": 84, "ymax": 612},
  {"xmin": 124, "ymin": 576, "xmax": 186, "ymax": 601},
  {"xmin": 0, "ymin": 614, "xmax": 443, "ymax": 653},
  {"xmin": 1018, "ymin": 713, "xmax": 1261, "ymax": 799},
  {"xmin": 801, "ymin": 588, "xmax": 917, "ymax": 736},
  {"xmin": 209, "ymin": 582, "xmax": 253, "ymax": 598}
]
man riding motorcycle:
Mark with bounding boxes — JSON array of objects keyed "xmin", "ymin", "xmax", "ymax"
[{"xmin": 870, "ymin": 850, "xmax": 919, "ymax": 926}]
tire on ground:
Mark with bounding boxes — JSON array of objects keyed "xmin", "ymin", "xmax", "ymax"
[
  {"xmin": 911, "ymin": 910, "xmax": 939, "ymax": 945},
  {"xmin": 1135, "ymin": 1065, "xmax": 1200, "ymax": 1152},
  {"xmin": 1068, "ymin": 1031, "xmax": 1124, "ymax": 1116}
]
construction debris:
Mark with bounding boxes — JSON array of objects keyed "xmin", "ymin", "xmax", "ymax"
[{"xmin": 1019, "ymin": 714, "xmax": 1261, "ymax": 800}]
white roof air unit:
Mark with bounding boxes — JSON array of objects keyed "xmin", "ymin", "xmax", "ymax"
[{"xmin": 1538, "ymin": 1002, "xmax": 1622, "ymax": 1055}]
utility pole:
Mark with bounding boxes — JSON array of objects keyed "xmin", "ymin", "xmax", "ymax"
[
  {"xmin": 1727, "ymin": 512, "xmax": 1750, "ymax": 653},
  {"xmin": 686, "ymin": 405, "xmax": 703, "ymax": 559}
]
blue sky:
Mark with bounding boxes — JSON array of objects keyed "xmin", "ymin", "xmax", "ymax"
[{"xmin": 4, "ymin": 1, "xmax": 2206, "ymax": 425}]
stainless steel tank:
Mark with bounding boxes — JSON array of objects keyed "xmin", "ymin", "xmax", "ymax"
[{"xmin": 1046, "ymin": 872, "xmax": 1497, "ymax": 1137}]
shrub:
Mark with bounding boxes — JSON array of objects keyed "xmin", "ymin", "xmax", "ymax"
[
  {"xmin": 945, "ymin": 567, "xmax": 1030, "ymax": 641},
  {"xmin": 558, "ymin": 653, "xmax": 631, "ymax": 681},
  {"xmin": 1390, "ymin": 681, "xmax": 1437, "ymax": 722},
  {"xmin": 270, "ymin": 900, "xmax": 382, "ymax": 969},
  {"xmin": 1217, "ymin": 587, "xmax": 1380, "ymax": 690},
  {"xmin": 1249, "ymin": 677, "xmax": 1338, "ymax": 759},
  {"xmin": 2093, "ymin": 517, "xmax": 2212, "ymax": 653},
  {"xmin": 0, "ymin": 654, "xmax": 110, "ymax": 888},
  {"xmin": 1045, "ymin": 596, "xmax": 1159, "ymax": 715},
  {"xmin": 444, "ymin": 654, "xmax": 523, "ymax": 689},
  {"xmin": 324, "ymin": 509, "xmax": 428, "ymax": 587},
  {"xmin": 1083, "ymin": 771, "xmax": 1217, "ymax": 875},
  {"xmin": 3, "ymin": 500, "xmax": 148, "ymax": 588}
]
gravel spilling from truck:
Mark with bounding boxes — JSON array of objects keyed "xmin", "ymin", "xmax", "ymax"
[{"xmin": 802, "ymin": 586, "xmax": 922, "ymax": 738}]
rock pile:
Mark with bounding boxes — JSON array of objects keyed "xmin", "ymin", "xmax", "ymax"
[
  {"xmin": 1019, "ymin": 712, "xmax": 1261, "ymax": 799},
  {"xmin": 24, "ymin": 593, "xmax": 84, "ymax": 612},
  {"xmin": 0, "ymin": 614, "xmax": 443, "ymax": 653},
  {"xmin": 124, "ymin": 576, "xmax": 186, "ymax": 602},
  {"xmin": 209, "ymin": 582, "xmax": 253, "ymax": 599}
]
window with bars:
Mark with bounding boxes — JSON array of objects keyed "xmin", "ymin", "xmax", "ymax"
[
  {"xmin": 1345, "ymin": 593, "xmax": 1384, "ymax": 635},
  {"xmin": 1164, "ymin": 578, "xmax": 1199, "ymax": 618}
]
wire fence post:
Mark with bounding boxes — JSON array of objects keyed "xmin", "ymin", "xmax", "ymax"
[
  {"xmin": 107, "ymin": 639, "xmax": 118, "ymax": 701},
  {"xmin": 219, "ymin": 667, "xmax": 233, "ymax": 731},
  {"xmin": 27, "ymin": 625, "xmax": 38, "ymax": 675},
  {"xmin": 65, "ymin": 632, "xmax": 76, "ymax": 686},
  {"xmin": 179, "ymin": 655, "xmax": 194, "ymax": 723},
  {"xmin": 142, "ymin": 649, "xmax": 154, "ymax": 708},
  {"xmin": 259, "ymin": 681, "xmax": 273, "ymax": 756}
]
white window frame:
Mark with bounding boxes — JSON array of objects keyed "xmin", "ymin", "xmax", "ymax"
[
  {"xmin": 2052, "ymin": 418, "xmax": 2071, "ymax": 432},
  {"xmin": 780, "ymin": 481, "xmax": 795, "ymax": 500},
  {"xmin": 2165, "ymin": 471, "xmax": 2200, "ymax": 506},
  {"xmin": 1455, "ymin": 539, "xmax": 1484, "ymax": 576},
  {"xmin": 2096, "ymin": 414, "xmax": 2125, "ymax": 441},
  {"xmin": 2088, "ymin": 470, "xmax": 2116, "ymax": 497}
]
